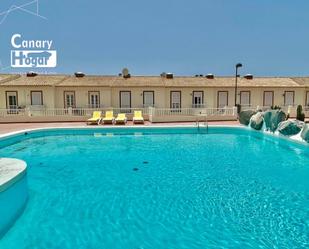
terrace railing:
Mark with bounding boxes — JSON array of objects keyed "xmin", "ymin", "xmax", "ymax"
[
  {"xmin": 2, "ymin": 105, "xmax": 309, "ymax": 120},
  {"xmin": 0, "ymin": 108, "xmax": 26, "ymax": 116},
  {"xmin": 0, "ymin": 106, "xmax": 237, "ymax": 117},
  {"xmin": 0, "ymin": 107, "xmax": 152, "ymax": 118},
  {"xmin": 149, "ymin": 107, "xmax": 237, "ymax": 117}
]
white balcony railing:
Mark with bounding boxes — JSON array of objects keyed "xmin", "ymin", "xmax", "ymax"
[
  {"xmin": 2, "ymin": 105, "xmax": 308, "ymax": 120},
  {"xmin": 150, "ymin": 107, "xmax": 237, "ymax": 117},
  {"xmin": 0, "ymin": 107, "xmax": 237, "ymax": 118}
]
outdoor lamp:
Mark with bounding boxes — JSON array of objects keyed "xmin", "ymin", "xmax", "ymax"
[{"xmin": 234, "ymin": 63, "xmax": 243, "ymax": 106}]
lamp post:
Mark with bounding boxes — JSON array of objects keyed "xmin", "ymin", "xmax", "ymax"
[{"xmin": 234, "ymin": 63, "xmax": 243, "ymax": 106}]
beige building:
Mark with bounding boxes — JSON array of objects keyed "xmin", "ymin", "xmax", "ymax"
[{"xmin": 0, "ymin": 73, "xmax": 309, "ymax": 122}]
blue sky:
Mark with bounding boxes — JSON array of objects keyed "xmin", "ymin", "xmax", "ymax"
[{"xmin": 1, "ymin": 0, "xmax": 309, "ymax": 76}]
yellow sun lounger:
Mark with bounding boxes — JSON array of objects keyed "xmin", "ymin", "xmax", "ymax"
[
  {"xmin": 133, "ymin": 110, "xmax": 144, "ymax": 124},
  {"xmin": 115, "ymin": 113, "xmax": 127, "ymax": 125},
  {"xmin": 103, "ymin": 111, "xmax": 115, "ymax": 124},
  {"xmin": 87, "ymin": 111, "xmax": 102, "ymax": 125}
]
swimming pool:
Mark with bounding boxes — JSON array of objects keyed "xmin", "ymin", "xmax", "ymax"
[{"xmin": 0, "ymin": 127, "xmax": 308, "ymax": 248}]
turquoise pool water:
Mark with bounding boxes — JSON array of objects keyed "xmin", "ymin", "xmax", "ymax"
[{"xmin": 0, "ymin": 127, "xmax": 308, "ymax": 248}]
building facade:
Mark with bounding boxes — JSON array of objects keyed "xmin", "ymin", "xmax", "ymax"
[{"xmin": 1, "ymin": 73, "xmax": 309, "ymax": 113}]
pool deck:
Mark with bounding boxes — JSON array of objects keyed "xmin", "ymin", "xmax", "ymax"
[
  {"xmin": 0, "ymin": 158, "xmax": 27, "ymax": 192},
  {"xmin": 0, "ymin": 121, "xmax": 240, "ymax": 135}
]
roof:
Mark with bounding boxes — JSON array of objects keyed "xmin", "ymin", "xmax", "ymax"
[
  {"xmin": 0, "ymin": 74, "xmax": 308, "ymax": 88},
  {"xmin": 162, "ymin": 76, "xmax": 302, "ymax": 88},
  {"xmin": 112, "ymin": 76, "xmax": 165, "ymax": 87},
  {"xmin": 221, "ymin": 77, "xmax": 301, "ymax": 88},
  {"xmin": 56, "ymin": 75, "xmax": 309, "ymax": 88},
  {"xmin": 291, "ymin": 77, "xmax": 309, "ymax": 87},
  {"xmin": 55, "ymin": 75, "xmax": 117, "ymax": 87},
  {"xmin": 0, "ymin": 75, "xmax": 67, "ymax": 86},
  {"xmin": 0, "ymin": 74, "xmax": 20, "ymax": 84}
]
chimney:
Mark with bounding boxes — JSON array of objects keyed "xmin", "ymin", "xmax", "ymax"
[
  {"xmin": 166, "ymin": 73, "xmax": 173, "ymax": 79},
  {"xmin": 26, "ymin": 71, "xmax": 38, "ymax": 77},
  {"xmin": 75, "ymin": 72, "xmax": 85, "ymax": 78},
  {"xmin": 244, "ymin": 74, "xmax": 253, "ymax": 80},
  {"xmin": 206, "ymin": 74, "xmax": 214, "ymax": 79}
]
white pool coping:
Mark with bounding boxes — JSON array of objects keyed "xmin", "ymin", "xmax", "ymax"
[
  {"xmin": 0, "ymin": 124, "xmax": 307, "ymax": 147},
  {"xmin": 0, "ymin": 158, "xmax": 27, "ymax": 192},
  {"xmin": 0, "ymin": 124, "xmax": 242, "ymax": 139}
]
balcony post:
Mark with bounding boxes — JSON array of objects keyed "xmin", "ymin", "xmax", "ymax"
[{"xmin": 68, "ymin": 107, "xmax": 73, "ymax": 116}]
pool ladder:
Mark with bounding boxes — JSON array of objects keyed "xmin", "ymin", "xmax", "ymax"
[{"xmin": 196, "ymin": 115, "xmax": 208, "ymax": 133}]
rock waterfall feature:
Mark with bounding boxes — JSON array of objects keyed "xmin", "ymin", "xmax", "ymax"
[{"xmin": 240, "ymin": 109, "xmax": 308, "ymax": 144}]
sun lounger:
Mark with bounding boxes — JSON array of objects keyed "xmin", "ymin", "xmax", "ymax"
[
  {"xmin": 133, "ymin": 110, "xmax": 144, "ymax": 124},
  {"xmin": 103, "ymin": 111, "xmax": 115, "ymax": 124},
  {"xmin": 115, "ymin": 113, "xmax": 127, "ymax": 125},
  {"xmin": 87, "ymin": 111, "xmax": 102, "ymax": 125}
]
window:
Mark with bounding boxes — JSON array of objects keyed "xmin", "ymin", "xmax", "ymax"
[
  {"xmin": 217, "ymin": 91, "xmax": 228, "ymax": 108},
  {"xmin": 5, "ymin": 91, "xmax": 18, "ymax": 114},
  {"xmin": 120, "ymin": 91, "xmax": 131, "ymax": 112},
  {"xmin": 6, "ymin": 91, "xmax": 19, "ymax": 114},
  {"xmin": 263, "ymin": 91, "xmax": 274, "ymax": 107},
  {"xmin": 31, "ymin": 91, "xmax": 43, "ymax": 106},
  {"xmin": 192, "ymin": 91, "xmax": 203, "ymax": 108},
  {"xmin": 306, "ymin": 91, "xmax": 309, "ymax": 106},
  {"xmin": 143, "ymin": 91, "xmax": 154, "ymax": 107},
  {"xmin": 64, "ymin": 91, "xmax": 75, "ymax": 108},
  {"xmin": 284, "ymin": 91, "xmax": 294, "ymax": 106},
  {"xmin": 170, "ymin": 91, "xmax": 181, "ymax": 109},
  {"xmin": 6, "ymin": 91, "xmax": 18, "ymax": 109},
  {"xmin": 240, "ymin": 91, "xmax": 250, "ymax": 106},
  {"xmin": 88, "ymin": 91, "xmax": 100, "ymax": 108}
]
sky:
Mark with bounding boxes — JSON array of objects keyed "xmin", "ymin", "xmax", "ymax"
[{"xmin": 0, "ymin": 0, "xmax": 309, "ymax": 76}]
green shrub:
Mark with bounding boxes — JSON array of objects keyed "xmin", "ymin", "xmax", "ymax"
[
  {"xmin": 236, "ymin": 104, "xmax": 241, "ymax": 114},
  {"xmin": 296, "ymin": 105, "xmax": 305, "ymax": 121},
  {"xmin": 271, "ymin": 105, "xmax": 281, "ymax": 110}
]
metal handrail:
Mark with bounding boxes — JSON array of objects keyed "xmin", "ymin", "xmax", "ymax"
[{"xmin": 196, "ymin": 114, "xmax": 209, "ymax": 133}]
